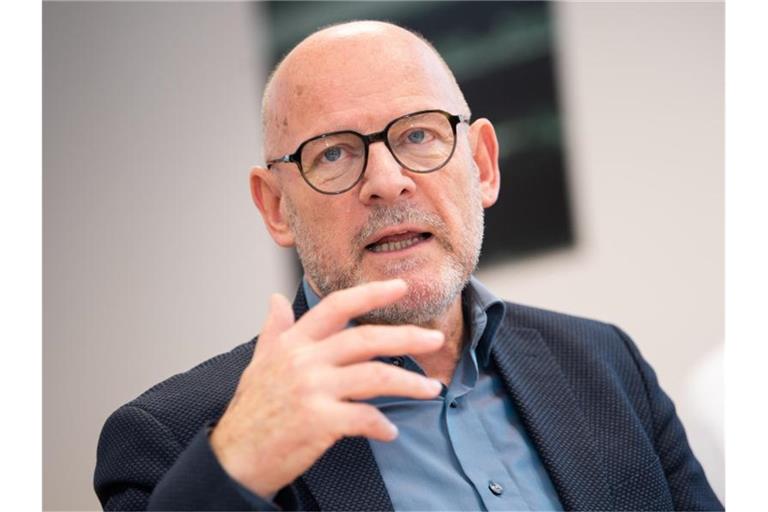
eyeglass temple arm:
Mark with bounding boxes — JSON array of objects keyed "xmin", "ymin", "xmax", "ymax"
[{"xmin": 266, "ymin": 154, "xmax": 292, "ymax": 168}]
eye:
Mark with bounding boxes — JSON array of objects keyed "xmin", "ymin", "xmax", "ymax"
[
  {"xmin": 399, "ymin": 127, "xmax": 438, "ymax": 147},
  {"xmin": 306, "ymin": 142, "xmax": 359, "ymax": 172},
  {"xmin": 303, "ymin": 133, "xmax": 363, "ymax": 173},
  {"xmin": 322, "ymin": 146, "xmax": 343, "ymax": 162},
  {"xmin": 407, "ymin": 129, "xmax": 426, "ymax": 144}
]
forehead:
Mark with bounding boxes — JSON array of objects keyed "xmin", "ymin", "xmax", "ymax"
[{"xmin": 268, "ymin": 30, "xmax": 461, "ymax": 150}]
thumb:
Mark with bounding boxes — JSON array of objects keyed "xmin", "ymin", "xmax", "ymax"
[{"xmin": 259, "ymin": 293, "xmax": 295, "ymax": 345}]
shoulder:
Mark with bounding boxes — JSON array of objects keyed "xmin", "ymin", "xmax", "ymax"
[
  {"xmin": 95, "ymin": 338, "xmax": 260, "ymax": 510},
  {"xmin": 501, "ymin": 300, "xmax": 629, "ymax": 350},
  {"xmin": 116, "ymin": 337, "xmax": 257, "ymax": 445},
  {"xmin": 498, "ymin": 301, "xmax": 649, "ymax": 397}
]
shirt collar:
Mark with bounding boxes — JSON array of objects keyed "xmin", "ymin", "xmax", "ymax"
[
  {"xmin": 300, "ymin": 275, "xmax": 506, "ymax": 368},
  {"xmin": 302, "ymin": 278, "xmax": 322, "ymax": 309},
  {"xmin": 463, "ymin": 276, "xmax": 506, "ymax": 369}
]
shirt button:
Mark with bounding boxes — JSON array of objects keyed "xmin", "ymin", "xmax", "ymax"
[
  {"xmin": 391, "ymin": 357, "xmax": 404, "ymax": 367},
  {"xmin": 489, "ymin": 481, "xmax": 504, "ymax": 496}
]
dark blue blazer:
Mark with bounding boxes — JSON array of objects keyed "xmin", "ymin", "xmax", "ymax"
[{"xmin": 94, "ymin": 286, "xmax": 723, "ymax": 511}]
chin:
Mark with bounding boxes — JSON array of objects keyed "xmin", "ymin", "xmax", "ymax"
[
  {"xmin": 356, "ymin": 265, "xmax": 468, "ymax": 326},
  {"xmin": 361, "ymin": 251, "xmax": 442, "ymax": 282}
]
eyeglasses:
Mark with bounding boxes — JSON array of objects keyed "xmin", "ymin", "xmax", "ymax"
[{"xmin": 266, "ymin": 109, "xmax": 470, "ymax": 195}]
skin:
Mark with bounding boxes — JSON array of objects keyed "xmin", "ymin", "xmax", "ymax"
[{"xmin": 210, "ymin": 21, "xmax": 501, "ymax": 497}]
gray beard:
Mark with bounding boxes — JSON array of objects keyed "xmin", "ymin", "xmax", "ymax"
[{"xmin": 285, "ymin": 189, "xmax": 483, "ymax": 326}]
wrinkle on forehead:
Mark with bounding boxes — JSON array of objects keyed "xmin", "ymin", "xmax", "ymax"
[{"xmin": 262, "ymin": 21, "xmax": 469, "ymax": 158}]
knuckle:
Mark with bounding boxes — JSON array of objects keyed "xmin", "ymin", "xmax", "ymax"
[
  {"xmin": 356, "ymin": 325, "xmax": 378, "ymax": 342},
  {"xmin": 362, "ymin": 409, "xmax": 385, "ymax": 433},
  {"xmin": 298, "ymin": 394, "xmax": 324, "ymax": 418},
  {"xmin": 387, "ymin": 326, "xmax": 413, "ymax": 346},
  {"xmin": 326, "ymin": 414, "xmax": 346, "ymax": 438},
  {"xmin": 294, "ymin": 369, "xmax": 321, "ymax": 396},
  {"xmin": 371, "ymin": 363, "xmax": 395, "ymax": 386},
  {"xmin": 323, "ymin": 290, "xmax": 345, "ymax": 310},
  {"xmin": 285, "ymin": 346, "xmax": 312, "ymax": 371},
  {"xmin": 269, "ymin": 332, "xmax": 295, "ymax": 351},
  {"xmin": 283, "ymin": 351, "xmax": 302, "ymax": 373}
]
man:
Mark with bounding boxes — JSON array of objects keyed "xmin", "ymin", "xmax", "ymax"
[{"xmin": 94, "ymin": 21, "xmax": 722, "ymax": 511}]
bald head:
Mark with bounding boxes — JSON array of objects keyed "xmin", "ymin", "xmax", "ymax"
[{"xmin": 261, "ymin": 21, "xmax": 470, "ymax": 159}]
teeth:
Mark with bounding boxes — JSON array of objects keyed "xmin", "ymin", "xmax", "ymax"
[{"xmin": 369, "ymin": 236, "xmax": 423, "ymax": 253}]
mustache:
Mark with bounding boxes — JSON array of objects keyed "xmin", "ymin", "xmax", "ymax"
[{"xmin": 352, "ymin": 204, "xmax": 452, "ymax": 252}]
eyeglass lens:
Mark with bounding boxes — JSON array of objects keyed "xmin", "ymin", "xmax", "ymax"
[{"xmin": 300, "ymin": 111, "xmax": 456, "ymax": 193}]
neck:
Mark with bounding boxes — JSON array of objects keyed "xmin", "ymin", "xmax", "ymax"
[{"xmin": 410, "ymin": 295, "xmax": 465, "ymax": 386}]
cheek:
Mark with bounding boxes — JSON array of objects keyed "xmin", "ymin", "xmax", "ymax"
[
  {"xmin": 293, "ymin": 197, "xmax": 359, "ymax": 246},
  {"xmin": 438, "ymin": 163, "xmax": 479, "ymax": 216}
]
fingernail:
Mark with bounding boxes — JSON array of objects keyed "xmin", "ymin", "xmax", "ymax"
[
  {"xmin": 428, "ymin": 379, "xmax": 443, "ymax": 393},
  {"xmin": 388, "ymin": 422, "xmax": 399, "ymax": 438},
  {"xmin": 423, "ymin": 330, "xmax": 444, "ymax": 342}
]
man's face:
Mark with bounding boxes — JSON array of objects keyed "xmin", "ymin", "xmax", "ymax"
[
  {"xmin": 261, "ymin": 27, "xmax": 496, "ymax": 325},
  {"xmin": 285, "ymin": 146, "xmax": 484, "ymax": 325}
]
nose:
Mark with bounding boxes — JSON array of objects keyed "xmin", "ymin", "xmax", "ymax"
[{"xmin": 357, "ymin": 141, "xmax": 416, "ymax": 205}]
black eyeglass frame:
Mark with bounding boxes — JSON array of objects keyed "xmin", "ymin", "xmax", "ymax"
[{"xmin": 266, "ymin": 109, "xmax": 471, "ymax": 195}]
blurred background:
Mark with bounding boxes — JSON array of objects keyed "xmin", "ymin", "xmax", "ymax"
[{"xmin": 43, "ymin": 2, "xmax": 724, "ymax": 510}]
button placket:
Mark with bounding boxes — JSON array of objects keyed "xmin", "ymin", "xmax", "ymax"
[{"xmin": 443, "ymin": 390, "xmax": 530, "ymax": 510}]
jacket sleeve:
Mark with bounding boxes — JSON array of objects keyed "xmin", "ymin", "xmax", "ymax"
[
  {"xmin": 94, "ymin": 404, "xmax": 278, "ymax": 511},
  {"xmin": 613, "ymin": 326, "xmax": 724, "ymax": 511}
]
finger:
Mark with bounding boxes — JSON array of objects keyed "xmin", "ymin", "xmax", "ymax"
[
  {"xmin": 330, "ymin": 362, "xmax": 443, "ymax": 401},
  {"xmin": 321, "ymin": 325, "xmax": 444, "ymax": 365},
  {"xmin": 330, "ymin": 402, "xmax": 399, "ymax": 442},
  {"xmin": 295, "ymin": 279, "xmax": 408, "ymax": 339},
  {"xmin": 257, "ymin": 293, "xmax": 296, "ymax": 349}
]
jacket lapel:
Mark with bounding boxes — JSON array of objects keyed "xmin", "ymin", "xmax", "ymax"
[
  {"xmin": 292, "ymin": 284, "xmax": 310, "ymax": 319},
  {"xmin": 492, "ymin": 319, "xmax": 613, "ymax": 511},
  {"xmin": 291, "ymin": 285, "xmax": 394, "ymax": 511},
  {"xmin": 291, "ymin": 285, "xmax": 614, "ymax": 510},
  {"xmin": 302, "ymin": 437, "xmax": 394, "ymax": 511}
]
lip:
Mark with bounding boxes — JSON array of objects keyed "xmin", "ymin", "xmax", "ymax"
[
  {"xmin": 363, "ymin": 224, "xmax": 433, "ymax": 248},
  {"xmin": 366, "ymin": 233, "xmax": 433, "ymax": 256}
]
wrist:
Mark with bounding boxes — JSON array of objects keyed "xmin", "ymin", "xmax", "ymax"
[{"xmin": 208, "ymin": 422, "xmax": 279, "ymax": 497}]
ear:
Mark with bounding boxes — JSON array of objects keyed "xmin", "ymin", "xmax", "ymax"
[
  {"xmin": 468, "ymin": 118, "xmax": 501, "ymax": 208},
  {"xmin": 250, "ymin": 166, "xmax": 295, "ymax": 247}
]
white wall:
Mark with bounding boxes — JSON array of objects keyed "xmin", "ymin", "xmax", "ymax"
[
  {"xmin": 43, "ymin": 2, "xmax": 724, "ymax": 509},
  {"xmin": 478, "ymin": 1, "xmax": 724, "ymax": 501}
]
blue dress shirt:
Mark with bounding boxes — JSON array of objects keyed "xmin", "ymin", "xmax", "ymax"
[{"xmin": 302, "ymin": 277, "xmax": 563, "ymax": 511}]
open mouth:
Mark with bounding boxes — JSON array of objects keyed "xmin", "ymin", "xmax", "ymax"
[{"xmin": 365, "ymin": 232, "xmax": 433, "ymax": 253}]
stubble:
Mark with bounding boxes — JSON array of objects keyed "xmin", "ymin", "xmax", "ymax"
[{"xmin": 283, "ymin": 171, "xmax": 484, "ymax": 326}]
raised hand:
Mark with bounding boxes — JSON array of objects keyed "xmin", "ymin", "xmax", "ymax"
[{"xmin": 209, "ymin": 279, "xmax": 444, "ymax": 497}]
